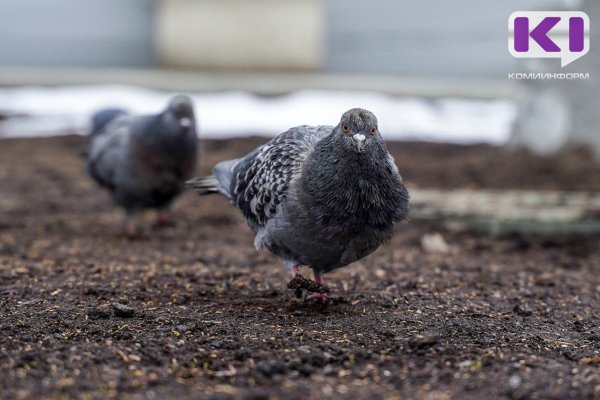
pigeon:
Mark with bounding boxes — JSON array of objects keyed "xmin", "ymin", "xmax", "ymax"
[
  {"xmin": 86, "ymin": 95, "xmax": 199, "ymax": 236},
  {"xmin": 188, "ymin": 108, "xmax": 409, "ymax": 301}
]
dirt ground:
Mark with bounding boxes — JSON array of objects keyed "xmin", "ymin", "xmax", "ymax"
[{"xmin": 0, "ymin": 135, "xmax": 599, "ymax": 400}]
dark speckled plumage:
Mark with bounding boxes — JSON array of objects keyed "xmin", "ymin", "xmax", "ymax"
[
  {"xmin": 188, "ymin": 108, "xmax": 409, "ymax": 274},
  {"xmin": 86, "ymin": 95, "xmax": 198, "ymax": 215}
]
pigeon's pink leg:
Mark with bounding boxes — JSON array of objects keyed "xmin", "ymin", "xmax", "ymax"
[
  {"xmin": 314, "ymin": 272, "xmax": 325, "ymax": 286},
  {"xmin": 125, "ymin": 216, "xmax": 137, "ymax": 238},
  {"xmin": 156, "ymin": 211, "xmax": 171, "ymax": 226},
  {"xmin": 290, "ymin": 264, "xmax": 300, "ymax": 277},
  {"xmin": 305, "ymin": 271, "xmax": 329, "ymax": 303}
]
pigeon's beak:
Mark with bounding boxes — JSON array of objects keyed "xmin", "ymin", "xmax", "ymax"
[
  {"xmin": 179, "ymin": 117, "xmax": 192, "ymax": 128},
  {"xmin": 352, "ymin": 133, "xmax": 366, "ymax": 153}
]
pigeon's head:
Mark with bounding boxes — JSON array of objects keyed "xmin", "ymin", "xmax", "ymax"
[
  {"xmin": 163, "ymin": 95, "xmax": 196, "ymax": 133},
  {"xmin": 145, "ymin": 95, "xmax": 197, "ymax": 152},
  {"xmin": 335, "ymin": 108, "xmax": 381, "ymax": 154}
]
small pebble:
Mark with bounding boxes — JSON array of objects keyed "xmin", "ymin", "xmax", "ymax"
[
  {"xmin": 112, "ymin": 302, "xmax": 135, "ymax": 318},
  {"xmin": 421, "ymin": 233, "xmax": 450, "ymax": 254},
  {"xmin": 513, "ymin": 304, "xmax": 533, "ymax": 316},
  {"xmin": 509, "ymin": 374, "xmax": 522, "ymax": 389},
  {"xmin": 408, "ymin": 334, "xmax": 439, "ymax": 349},
  {"xmin": 87, "ymin": 307, "xmax": 110, "ymax": 320}
]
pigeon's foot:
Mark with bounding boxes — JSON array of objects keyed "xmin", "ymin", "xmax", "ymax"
[
  {"xmin": 305, "ymin": 271, "xmax": 330, "ymax": 302},
  {"xmin": 305, "ymin": 291, "xmax": 330, "ymax": 303},
  {"xmin": 155, "ymin": 211, "xmax": 175, "ymax": 228},
  {"xmin": 287, "ymin": 272, "xmax": 330, "ymax": 301},
  {"xmin": 125, "ymin": 218, "xmax": 138, "ymax": 239}
]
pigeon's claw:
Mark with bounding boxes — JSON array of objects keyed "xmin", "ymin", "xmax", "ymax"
[
  {"xmin": 310, "ymin": 271, "xmax": 330, "ymax": 302},
  {"xmin": 305, "ymin": 291, "xmax": 330, "ymax": 303}
]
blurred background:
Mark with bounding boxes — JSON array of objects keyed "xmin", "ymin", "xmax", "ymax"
[{"xmin": 0, "ymin": 0, "xmax": 595, "ymax": 153}]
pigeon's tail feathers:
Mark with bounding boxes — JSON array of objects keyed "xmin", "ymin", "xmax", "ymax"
[
  {"xmin": 213, "ymin": 159, "xmax": 240, "ymax": 199},
  {"xmin": 186, "ymin": 176, "xmax": 220, "ymax": 196},
  {"xmin": 187, "ymin": 159, "xmax": 239, "ymax": 199},
  {"xmin": 90, "ymin": 108, "xmax": 127, "ymax": 136}
]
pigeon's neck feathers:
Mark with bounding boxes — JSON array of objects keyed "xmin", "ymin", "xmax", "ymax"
[
  {"xmin": 306, "ymin": 130, "xmax": 391, "ymax": 187},
  {"xmin": 132, "ymin": 114, "xmax": 168, "ymax": 140},
  {"xmin": 300, "ymin": 131, "xmax": 409, "ymax": 226},
  {"xmin": 132, "ymin": 113, "xmax": 192, "ymax": 148}
]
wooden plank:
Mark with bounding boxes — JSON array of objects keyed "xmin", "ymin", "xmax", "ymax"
[{"xmin": 410, "ymin": 189, "xmax": 600, "ymax": 234}]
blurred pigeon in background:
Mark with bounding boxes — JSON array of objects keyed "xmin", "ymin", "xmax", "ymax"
[
  {"xmin": 188, "ymin": 108, "xmax": 409, "ymax": 301},
  {"xmin": 90, "ymin": 108, "xmax": 127, "ymax": 136},
  {"xmin": 86, "ymin": 95, "xmax": 199, "ymax": 237}
]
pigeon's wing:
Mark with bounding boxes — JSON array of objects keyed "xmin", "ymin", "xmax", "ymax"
[
  {"xmin": 229, "ymin": 125, "xmax": 331, "ymax": 227},
  {"xmin": 86, "ymin": 117, "xmax": 131, "ymax": 191},
  {"xmin": 91, "ymin": 108, "xmax": 127, "ymax": 136}
]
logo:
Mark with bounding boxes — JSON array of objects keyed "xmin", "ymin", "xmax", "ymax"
[{"xmin": 509, "ymin": 11, "xmax": 590, "ymax": 67}]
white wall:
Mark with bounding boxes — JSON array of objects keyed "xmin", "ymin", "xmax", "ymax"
[{"xmin": 156, "ymin": 0, "xmax": 323, "ymax": 71}]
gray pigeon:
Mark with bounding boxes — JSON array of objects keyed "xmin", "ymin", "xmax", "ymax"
[
  {"xmin": 188, "ymin": 108, "xmax": 409, "ymax": 301},
  {"xmin": 86, "ymin": 95, "xmax": 199, "ymax": 236}
]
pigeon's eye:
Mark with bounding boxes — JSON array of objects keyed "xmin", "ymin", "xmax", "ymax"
[
  {"xmin": 342, "ymin": 124, "xmax": 349, "ymax": 133},
  {"xmin": 370, "ymin": 127, "xmax": 377, "ymax": 136}
]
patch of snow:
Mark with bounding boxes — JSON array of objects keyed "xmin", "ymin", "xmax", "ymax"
[{"xmin": 0, "ymin": 85, "xmax": 516, "ymax": 144}]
